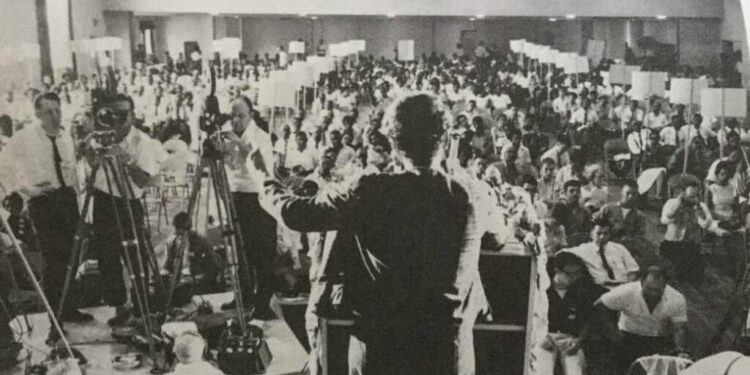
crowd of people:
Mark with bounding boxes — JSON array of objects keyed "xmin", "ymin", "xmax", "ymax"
[{"xmin": 0, "ymin": 38, "xmax": 749, "ymax": 375}]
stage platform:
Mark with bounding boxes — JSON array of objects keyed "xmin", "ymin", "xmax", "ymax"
[{"xmin": 2, "ymin": 292, "xmax": 308, "ymax": 375}]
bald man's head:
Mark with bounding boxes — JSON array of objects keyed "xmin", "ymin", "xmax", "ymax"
[{"xmin": 230, "ymin": 96, "xmax": 253, "ymax": 134}]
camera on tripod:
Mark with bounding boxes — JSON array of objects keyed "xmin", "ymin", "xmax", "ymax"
[{"xmin": 90, "ymin": 83, "xmax": 131, "ymax": 148}]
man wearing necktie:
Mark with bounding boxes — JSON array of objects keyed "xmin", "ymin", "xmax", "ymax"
[
  {"xmin": 0, "ymin": 93, "xmax": 93, "ymax": 344},
  {"xmin": 561, "ymin": 218, "xmax": 640, "ymax": 289}
]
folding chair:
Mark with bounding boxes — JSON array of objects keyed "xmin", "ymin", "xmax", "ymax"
[{"xmin": 626, "ymin": 355, "xmax": 692, "ymax": 375}]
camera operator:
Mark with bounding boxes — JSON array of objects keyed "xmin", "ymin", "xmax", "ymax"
[
  {"xmin": 0, "ymin": 92, "xmax": 92, "ymax": 344},
  {"xmin": 215, "ymin": 95, "xmax": 276, "ymax": 319},
  {"xmin": 85, "ymin": 93, "xmax": 166, "ymax": 326}
]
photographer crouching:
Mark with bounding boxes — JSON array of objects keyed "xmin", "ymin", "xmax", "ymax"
[{"xmin": 83, "ymin": 93, "xmax": 166, "ymax": 326}]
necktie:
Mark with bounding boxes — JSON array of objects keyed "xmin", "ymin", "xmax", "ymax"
[
  {"xmin": 48, "ymin": 136, "xmax": 66, "ymax": 188},
  {"xmin": 599, "ymin": 244, "xmax": 616, "ymax": 281}
]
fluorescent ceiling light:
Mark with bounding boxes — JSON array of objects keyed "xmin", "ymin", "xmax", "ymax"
[
  {"xmin": 549, "ymin": 17, "xmax": 557, "ymax": 22},
  {"xmin": 656, "ymin": 15, "xmax": 667, "ymax": 20},
  {"xmin": 565, "ymin": 14, "xmax": 576, "ymax": 19},
  {"xmin": 476, "ymin": 14, "xmax": 485, "ymax": 19},
  {"xmin": 469, "ymin": 17, "xmax": 476, "ymax": 21}
]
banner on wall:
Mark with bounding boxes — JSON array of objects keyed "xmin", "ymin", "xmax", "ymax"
[{"xmin": 397, "ymin": 40, "xmax": 415, "ymax": 61}]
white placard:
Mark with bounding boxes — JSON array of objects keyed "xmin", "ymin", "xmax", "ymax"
[
  {"xmin": 510, "ymin": 39, "xmax": 525, "ymax": 53},
  {"xmin": 537, "ymin": 46, "xmax": 554, "ymax": 64},
  {"xmin": 289, "ymin": 41, "xmax": 305, "ymax": 54},
  {"xmin": 669, "ymin": 78, "xmax": 709, "ymax": 105},
  {"xmin": 630, "ymin": 71, "xmax": 667, "ymax": 100},
  {"xmin": 351, "ymin": 39, "xmax": 366, "ymax": 52},
  {"xmin": 257, "ymin": 79, "xmax": 276, "ymax": 108},
  {"xmin": 562, "ymin": 53, "xmax": 578, "ymax": 74},
  {"xmin": 525, "ymin": 43, "xmax": 538, "ymax": 59},
  {"xmin": 701, "ymin": 88, "xmax": 748, "ymax": 118},
  {"xmin": 274, "ymin": 80, "xmax": 298, "ymax": 108},
  {"xmin": 609, "ymin": 64, "xmax": 641, "ymax": 85},
  {"xmin": 397, "ymin": 40, "xmax": 415, "ymax": 61},
  {"xmin": 212, "ymin": 38, "xmax": 241, "ymax": 58},
  {"xmin": 554, "ymin": 50, "xmax": 568, "ymax": 67},
  {"xmin": 576, "ymin": 56, "xmax": 590, "ymax": 73},
  {"xmin": 288, "ymin": 63, "xmax": 314, "ymax": 87}
]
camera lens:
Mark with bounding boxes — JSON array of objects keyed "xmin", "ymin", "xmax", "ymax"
[{"xmin": 96, "ymin": 108, "xmax": 116, "ymax": 128}]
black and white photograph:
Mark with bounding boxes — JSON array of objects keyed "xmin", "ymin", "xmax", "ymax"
[{"xmin": 3, "ymin": 0, "xmax": 750, "ymax": 374}]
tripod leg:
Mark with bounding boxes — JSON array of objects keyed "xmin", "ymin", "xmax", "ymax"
[
  {"xmin": 209, "ymin": 159, "xmax": 248, "ymax": 334},
  {"xmin": 163, "ymin": 156, "xmax": 209, "ymax": 315},
  {"xmin": 56, "ymin": 163, "xmax": 100, "ymax": 320},
  {"xmin": 101, "ymin": 159, "xmax": 157, "ymax": 362},
  {"xmin": 214, "ymin": 158, "xmax": 254, "ymax": 299}
]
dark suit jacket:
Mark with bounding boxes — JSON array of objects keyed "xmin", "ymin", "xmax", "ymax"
[
  {"xmin": 260, "ymin": 169, "xmax": 473, "ymax": 336},
  {"xmin": 595, "ymin": 203, "xmax": 646, "ymax": 238}
]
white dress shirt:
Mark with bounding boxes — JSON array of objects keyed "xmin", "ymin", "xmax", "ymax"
[
  {"xmin": 0, "ymin": 120, "xmax": 78, "ymax": 198},
  {"xmin": 659, "ymin": 126, "xmax": 678, "ymax": 147},
  {"xmin": 93, "ymin": 128, "xmax": 166, "ymax": 198},
  {"xmin": 225, "ymin": 122, "xmax": 274, "ymax": 193},
  {"xmin": 645, "ymin": 112, "xmax": 668, "ymax": 131},
  {"xmin": 561, "ymin": 241, "xmax": 640, "ymax": 287},
  {"xmin": 620, "ymin": 107, "xmax": 645, "ymax": 130},
  {"xmin": 601, "ymin": 281, "xmax": 687, "ymax": 337},
  {"xmin": 285, "ymin": 146, "xmax": 318, "ymax": 172},
  {"xmin": 627, "ymin": 129, "xmax": 650, "ymax": 155}
]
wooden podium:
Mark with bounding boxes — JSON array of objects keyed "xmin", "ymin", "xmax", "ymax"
[{"xmin": 319, "ymin": 242, "xmax": 539, "ymax": 375}]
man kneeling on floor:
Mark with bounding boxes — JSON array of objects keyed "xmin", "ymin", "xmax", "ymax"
[{"xmin": 594, "ymin": 263, "xmax": 690, "ymax": 374}]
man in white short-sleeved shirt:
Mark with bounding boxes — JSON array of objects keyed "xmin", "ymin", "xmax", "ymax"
[
  {"xmin": 561, "ymin": 219, "xmax": 639, "ymax": 288},
  {"xmin": 596, "ymin": 265, "xmax": 689, "ymax": 372}
]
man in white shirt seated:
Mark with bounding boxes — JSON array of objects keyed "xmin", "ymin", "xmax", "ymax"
[
  {"xmin": 658, "ymin": 115, "xmax": 680, "ymax": 149},
  {"xmin": 620, "ymin": 100, "xmax": 644, "ymax": 132},
  {"xmin": 644, "ymin": 102, "xmax": 668, "ymax": 132},
  {"xmin": 594, "ymin": 264, "xmax": 689, "ymax": 373},
  {"xmin": 560, "ymin": 218, "xmax": 640, "ymax": 289},
  {"xmin": 626, "ymin": 121, "xmax": 649, "ymax": 175},
  {"xmin": 285, "ymin": 132, "xmax": 318, "ymax": 176},
  {"xmin": 327, "ymin": 130, "xmax": 357, "ymax": 179}
]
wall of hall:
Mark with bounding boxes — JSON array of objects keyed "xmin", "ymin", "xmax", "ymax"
[
  {"xmin": 722, "ymin": 0, "xmax": 750, "ymax": 85},
  {"xmin": 103, "ymin": 14, "xmax": 726, "ymax": 74}
]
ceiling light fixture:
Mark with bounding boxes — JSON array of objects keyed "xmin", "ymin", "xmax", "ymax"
[
  {"xmin": 311, "ymin": 16, "xmax": 318, "ymax": 20},
  {"xmin": 565, "ymin": 14, "xmax": 576, "ymax": 19},
  {"xmin": 476, "ymin": 14, "xmax": 485, "ymax": 19},
  {"xmin": 387, "ymin": 13, "xmax": 396, "ymax": 18},
  {"xmin": 549, "ymin": 17, "xmax": 557, "ymax": 22},
  {"xmin": 469, "ymin": 17, "xmax": 476, "ymax": 22},
  {"xmin": 656, "ymin": 15, "xmax": 667, "ymax": 20}
]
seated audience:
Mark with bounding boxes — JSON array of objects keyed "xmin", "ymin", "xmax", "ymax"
[
  {"xmin": 594, "ymin": 180, "xmax": 645, "ymax": 239},
  {"xmin": 561, "ymin": 218, "xmax": 639, "ymax": 288}
]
